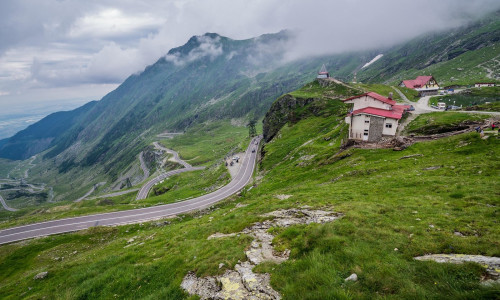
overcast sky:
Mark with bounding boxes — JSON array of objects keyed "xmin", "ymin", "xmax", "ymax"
[{"xmin": 0, "ymin": 0, "xmax": 498, "ymax": 115}]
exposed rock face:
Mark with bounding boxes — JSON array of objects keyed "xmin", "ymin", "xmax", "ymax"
[
  {"xmin": 262, "ymin": 94, "xmax": 317, "ymax": 142},
  {"xmin": 182, "ymin": 209, "xmax": 343, "ymax": 299}
]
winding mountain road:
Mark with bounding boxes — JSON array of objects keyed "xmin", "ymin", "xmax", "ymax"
[
  {"xmin": 0, "ymin": 194, "xmax": 18, "ymax": 212},
  {"xmin": 0, "ymin": 136, "xmax": 261, "ymax": 245},
  {"xmin": 135, "ymin": 142, "xmax": 202, "ymax": 200}
]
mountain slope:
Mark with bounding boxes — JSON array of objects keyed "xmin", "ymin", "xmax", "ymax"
[
  {"xmin": 0, "ymin": 101, "xmax": 97, "ymax": 160},
  {"xmin": 357, "ymin": 10, "xmax": 500, "ymax": 85},
  {"xmin": 3, "ymin": 13, "xmax": 499, "ymax": 201},
  {"xmin": 23, "ymin": 31, "xmax": 364, "ymax": 200}
]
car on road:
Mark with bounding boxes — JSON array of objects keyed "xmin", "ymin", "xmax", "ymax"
[
  {"xmin": 232, "ymin": 156, "xmax": 239, "ymax": 160},
  {"xmin": 252, "ymin": 149, "xmax": 256, "ymax": 153}
]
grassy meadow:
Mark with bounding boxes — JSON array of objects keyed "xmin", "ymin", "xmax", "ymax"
[{"xmin": 352, "ymin": 83, "xmax": 419, "ymax": 102}]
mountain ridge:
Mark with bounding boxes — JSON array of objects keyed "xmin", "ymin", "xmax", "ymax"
[{"xmin": 1, "ymin": 15, "xmax": 498, "ymax": 202}]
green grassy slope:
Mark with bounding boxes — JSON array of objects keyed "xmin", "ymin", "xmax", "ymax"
[
  {"xmin": 405, "ymin": 112, "xmax": 491, "ymax": 135},
  {"xmin": 390, "ymin": 45, "xmax": 500, "ymax": 87},
  {"xmin": 358, "ymin": 11, "xmax": 500, "ymax": 86},
  {"xmin": 1, "ymin": 84, "xmax": 498, "ymax": 299}
]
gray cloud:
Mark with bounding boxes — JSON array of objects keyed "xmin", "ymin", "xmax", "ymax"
[
  {"xmin": 0, "ymin": 0, "xmax": 498, "ymax": 107},
  {"xmin": 165, "ymin": 35, "xmax": 223, "ymax": 66}
]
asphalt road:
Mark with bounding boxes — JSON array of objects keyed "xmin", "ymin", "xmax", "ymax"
[
  {"xmin": 135, "ymin": 142, "xmax": 201, "ymax": 200},
  {"xmin": 0, "ymin": 136, "xmax": 261, "ymax": 245},
  {"xmin": 153, "ymin": 142, "xmax": 192, "ymax": 168},
  {"xmin": 0, "ymin": 194, "xmax": 18, "ymax": 212},
  {"xmin": 135, "ymin": 167, "xmax": 205, "ymax": 200}
]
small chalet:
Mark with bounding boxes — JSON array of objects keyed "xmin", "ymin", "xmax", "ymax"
[
  {"xmin": 343, "ymin": 92, "xmax": 410, "ymax": 142},
  {"xmin": 400, "ymin": 75, "xmax": 439, "ymax": 96},
  {"xmin": 474, "ymin": 82, "xmax": 495, "ymax": 87},
  {"xmin": 317, "ymin": 64, "xmax": 329, "ymax": 79}
]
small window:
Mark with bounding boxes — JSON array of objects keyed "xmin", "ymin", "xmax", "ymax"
[
  {"xmin": 365, "ymin": 120, "xmax": 370, "ymax": 123},
  {"xmin": 363, "ymin": 129, "xmax": 369, "ymax": 136},
  {"xmin": 385, "ymin": 123, "xmax": 392, "ymax": 128}
]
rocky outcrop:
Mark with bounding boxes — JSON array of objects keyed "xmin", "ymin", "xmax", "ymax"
[
  {"xmin": 262, "ymin": 80, "xmax": 361, "ymax": 143},
  {"xmin": 262, "ymin": 94, "xmax": 317, "ymax": 142},
  {"xmin": 181, "ymin": 208, "xmax": 343, "ymax": 299}
]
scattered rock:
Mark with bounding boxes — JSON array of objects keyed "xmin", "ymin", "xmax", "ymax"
[
  {"xmin": 399, "ymin": 154, "xmax": 423, "ymax": 160},
  {"xmin": 127, "ymin": 237, "xmax": 135, "ymax": 244},
  {"xmin": 275, "ymin": 194, "xmax": 292, "ymax": 200},
  {"xmin": 423, "ymin": 166, "xmax": 442, "ymax": 171},
  {"xmin": 345, "ymin": 273, "xmax": 358, "ymax": 282},
  {"xmin": 33, "ymin": 272, "xmax": 48, "ymax": 280},
  {"xmin": 207, "ymin": 232, "xmax": 239, "ymax": 240},
  {"xmin": 154, "ymin": 221, "xmax": 171, "ymax": 227},
  {"xmin": 429, "ymin": 224, "xmax": 435, "ymax": 228},
  {"xmin": 298, "ymin": 155, "xmax": 315, "ymax": 161},
  {"xmin": 394, "ymin": 248, "xmax": 399, "ymax": 251},
  {"xmin": 454, "ymin": 231, "xmax": 465, "ymax": 237},
  {"xmin": 182, "ymin": 209, "xmax": 343, "ymax": 299}
]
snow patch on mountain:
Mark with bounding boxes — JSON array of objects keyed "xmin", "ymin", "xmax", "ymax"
[{"xmin": 362, "ymin": 54, "xmax": 383, "ymax": 69}]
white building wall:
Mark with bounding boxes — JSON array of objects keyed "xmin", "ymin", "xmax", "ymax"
[
  {"xmin": 345, "ymin": 95, "xmax": 392, "ymax": 111},
  {"xmin": 382, "ymin": 118, "xmax": 398, "ymax": 135},
  {"xmin": 350, "ymin": 114, "xmax": 371, "ymax": 139},
  {"xmin": 348, "ymin": 114, "xmax": 399, "ymax": 139}
]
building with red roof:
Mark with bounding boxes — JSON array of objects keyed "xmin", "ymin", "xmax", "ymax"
[
  {"xmin": 343, "ymin": 92, "xmax": 411, "ymax": 142},
  {"xmin": 399, "ymin": 75, "xmax": 439, "ymax": 96}
]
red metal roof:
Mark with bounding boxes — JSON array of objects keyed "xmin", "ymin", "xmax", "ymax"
[
  {"xmin": 392, "ymin": 104, "xmax": 411, "ymax": 113},
  {"xmin": 342, "ymin": 92, "xmax": 396, "ymax": 105},
  {"xmin": 350, "ymin": 107, "xmax": 403, "ymax": 120},
  {"xmin": 401, "ymin": 76, "xmax": 434, "ymax": 89}
]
